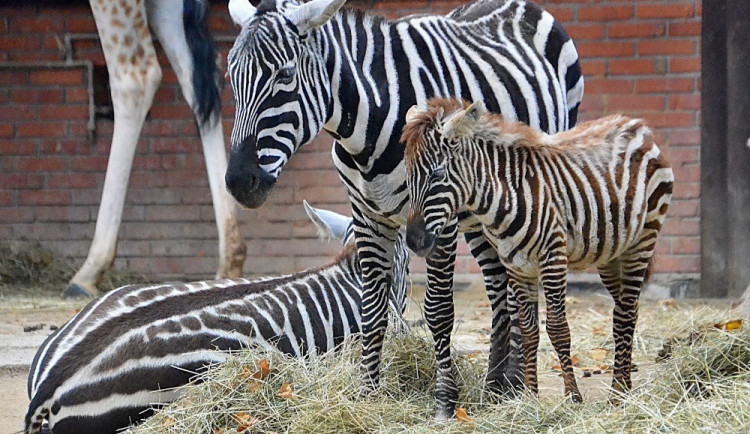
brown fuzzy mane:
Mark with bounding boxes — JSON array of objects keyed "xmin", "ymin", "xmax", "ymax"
[{"xmin": 401, "ymin": 98, "xmax": 470, "ymax": 166}]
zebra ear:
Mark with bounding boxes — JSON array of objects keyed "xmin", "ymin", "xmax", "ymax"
[
  {"xmin": 288, "ymin": 0, "xmax": 347, "ymax": 34},
  {"xmin": 228, "ymin": 0, "xmax": 256, "ymax": 26},
  {"xmin": 303, "ymin": 200, "xmax": 352, "ymax": 244},
  {"xmin": 405, "ymin": 105, "xmax": 422, "ymax": 124},
  {"xmin": 443, "ymin": 101, "xmax": 483, "ymax": 141}
]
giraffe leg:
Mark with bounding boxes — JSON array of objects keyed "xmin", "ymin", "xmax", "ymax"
[
  {"xmin": 65, "ymin": 0, "xmax": 162, "ymax": 298},
  {"xmin": 508, "ymin": 272, "xmax": 540, "ymax": 396},
  {"xmin": 540, "ymin": 253, "xmax": 582, "ymax": 402},
  {"xmin": 147, "ymin": 0, "xmax": 246, "ymax": 280},
  {"xmin": 424, "ymin": 219, "xmax": 458, "ymax": 420}
]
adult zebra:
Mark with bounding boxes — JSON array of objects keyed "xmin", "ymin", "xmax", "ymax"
[{"xmin": 224, "ymin": 0, "xmax": 583, "ymax": 418}]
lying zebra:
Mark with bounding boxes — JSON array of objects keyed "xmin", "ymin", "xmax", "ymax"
[
  {"xmin": 25, "ymin": 202, "xmax": 410, "ymax": 434},
  {"xmin": 402, "ymin": 98, "xmax": 673, "ymax": 402}
]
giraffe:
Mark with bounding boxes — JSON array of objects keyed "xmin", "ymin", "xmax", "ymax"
[{"xmin": 64, "ymin": 0, "xmax": 246, "ymax": 298}]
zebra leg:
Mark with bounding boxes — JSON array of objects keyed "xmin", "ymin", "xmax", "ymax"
[
  {"xmin": 353, "ymin": 215, "xmax": 399, "ymax": 399},
  {"xmin": 540, "ymin": 253, "xmax": 582, "ymax": 403},
  {"xmin": 463, "ymin": 231, "xmax": 523, "ymax": 397},
  {"xmin": 508, "ymin": 272, "xmax": 540, "ymax": 395},
  {"xmin": 424, "ymin": 219, "xmax": 459, "ymax": 420}
]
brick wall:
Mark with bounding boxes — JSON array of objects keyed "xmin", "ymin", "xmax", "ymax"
[{"xmin": 0, "ymin": 0, "xmax": 701, "ymax": 282}]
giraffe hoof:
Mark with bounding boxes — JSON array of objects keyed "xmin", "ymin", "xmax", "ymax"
[{"xmin": 61, "ymin": 284, "xmax": 95, "ymax": 299}]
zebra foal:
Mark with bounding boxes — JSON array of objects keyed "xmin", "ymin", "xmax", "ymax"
[
  {"xmin": 403, "ymin": 98, "xmax": 673, "ymax": 402},
  {"xmin": 24, "ymin": 203, "xmax": 409, "ymax": 434}
]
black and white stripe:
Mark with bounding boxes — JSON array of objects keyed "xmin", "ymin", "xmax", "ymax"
[
  {"xmin": 24, "ymin": 204, "xmax": 410, "ymax": 434},
  {"xmin": 224, "ymin": 0, "xmax": 583, "ymax": 418},
  {"xmin": 403, "ymin": 99, "xmax": 674, "ymax": 402}
]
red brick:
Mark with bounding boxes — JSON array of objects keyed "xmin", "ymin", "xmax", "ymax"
[
  {"xmin": 606, "ymin": 95, "xmax": 665, "ymax": 112},
  {"xmin": 581, "ymin": 59, "xmax": 607, "ymax": 77},
  {"xmin": 0, "ymin": 208, "xmax": 34, "ymax": 223},
  {"xmin": 668, "ymin": 94, "xmax": 700, "ymax": 111},
  {"xmin": 0, "ymin": 71, "xmax": 28, "ymax": 85},
  {"xmin": 636, "ymin": 78, "xmax": 695, "ymax": 93},
  {"xmin": 669, "ymin": 21, "xmax": 701, "ymax": 37},
  {"xmin": 0, "ymin": 125, "xmax": 13, "ymax": 138},
  {"xmin": 673, "ymin": 165, "xmax": 701, "ymax": 183},
  {"xmin": 609, "ymin": 59, "xmax": 667, "ymax": 75},
  {"xmin": 19, "ymin": 190, "xmax": 71, "ymax": 206},
  {"xmin": 583, "ymin": 78, "xmax": 633, "ymax": 94},
  {"xmin": 148, "ymin": 105, "xmax": 194, "ymax": 121},
  {"xmin": 16, "ymin": 122, "xmax": 67, "ymax": 138},
  {"xmin": 670, "ymin": 58, "xmax": 701, "ymax": 73},
  {"xmin": 637, "ymin": 3, "xmax": 695, "ymax": 19},
  {"xmin": 65, "ymin": 88, "xmax": 89, "ymax": 104},
  {"xmin": 576, "ymin": 41, "xmax": 635, "ymax": 58},
  {"xmin": 0, "ymin": 174, "xmax": 45, "ymax": 189},
  {"xmin": 578, "ymin": 5, "xmax": 634, "ymax": 21},
  {"xmin": 0, "ymin": 139, "xmax": 34, "ymax": 154},
  {"xmin": 668, "ymin": 127, "xmax": 701, "ymax": 145},
  {"xmin": 0, "ymin": 106, "xmax": 35, "ymax": 120},
  {"xmin": 10, "ymin": 16, "xmax": 64, "ymax": 32},
  {"xmin": 64, "ymin": 16, "xmax": 98, "ymax": 32},
  {"xmin": 10, "ymin": 89, "xmax": 63, "ymax": 104},
  {"xmin": 664, "ymin": 148, "xmax": 699, "ymax": 164},
  {"xmin": 652, "ymin": 254, "xmax": 699, "ymax": 274},
  {"xmin": 672, "ymin": 182, "xmax": 700, "ymax": 200},
  {"xmin": 544, "ymin": 6, "xmax": 575, "ymax": 23},
  {"xmin": 639, "ymin": 40, "xmax": 696, "ymax": 56},
  {"xmin": 668, "ymin": 200, "xmax": 700, "ymax": 217},
  {"xmin": 71, "ymin": 156, "xmax": 109, "ymax": 172},
  {"xmin": 565, "ymin": 23, "xmax": 605, "ymax": 40},
  {"xmin": 47, "ymin": 173, "xmax": 99, "ymax": 189},
  {"xmin": 609, "ymin": 22, "xmax": 666, "ymax": 39},
  {"xmin": 0, "ymin": 34, "xmax": 40, "ymax": 50},
  {"xmin": 39, "ymin": 139, "xmax": 90, "ymax": 155},
  {"xmin": 640, "ymin": 112, "xmax": 695, "ymax": 128},
  {"xmin": 30, "ymin": 69, "xmax": 85, "ymax": 86},
  {"xmin": 15, "ymin": 157, "xmax": 67, "ymax": 172},
  {"xmin": 0, "ymin": 191, "xmax": 13, "ymax": 206}
]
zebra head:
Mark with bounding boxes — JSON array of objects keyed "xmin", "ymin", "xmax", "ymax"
[
  {"xmin": 303, "ymin": 200, "xmax": 410, "ymax": 319},
  {"xmin": 225, "ymin": 0, "xmax": 345, "ymax": 208},
  {"xmin": 402, "ymin": 99, "xmax": 484, "ymax": 257}
]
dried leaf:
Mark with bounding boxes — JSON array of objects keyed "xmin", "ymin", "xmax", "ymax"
[
  {"xmin": 714, "ymin": 319, "xmax": 743, "ymax": 331},
  {"xmin": 253, "ymin": 359, "xmax": 271, "ymax": 380},
  {"xmin": 456, "ymin": 407, "xmax": 473, "ymax": 425},
  {"xmin": 571, "ymin": 355, "xmax": 580, "ymax": 367},
  {"xmin": 232, "ymin": 412, "xmax": 260, "ymax": 432},
  {"xmin": 213, "ymin": 428, "xmax": 226, "ymax": 434},
  {"xmin": 588, "ymin": 348, "xmax": 609, "ymax": 362},
  {"xmin": 657, "ymin": 299, "xmax": 676, "ymax": 308},
  {"xmin": 567, "ymin": 296, "xmax": 580, "ymax": 305},
  {"xmin": 551, "ymin": 364, "xmax": 562, "ymax": 371},
  {"xmin": 162, "ymin": 417, "xmax": 175, "ymax": 427},
  {"xmin": 465, "ymin": 350, "xmax": 482, "ymax": 359},
  {"xmin": 592, "ymin": 326, "xmax": 606, "ymax": 336},
  {"xmin": 277, "ymin": 383, "xmax": 296, "ymax": 399},
  {"xmin": 247, "ymin": 380, "xmax": 262, "ymax": 394},
  {"xmin": 477, "ymin": 301, "xmax": 491, "ymax": 308}
]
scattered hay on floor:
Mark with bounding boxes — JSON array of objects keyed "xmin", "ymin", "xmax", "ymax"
[
  {"xmin": 0, "ymin": 241, "xmax": 148, "ymax": 294},
  {"xmin": 130, "ymin": 316, "xmax": 750, "ymax": 434}
]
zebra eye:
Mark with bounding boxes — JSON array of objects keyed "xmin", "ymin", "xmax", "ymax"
[
  {"xmin": 276, "ymin": 66, "xmax": 296, "ymax": 84},
  {"xmin": 430, "ymin": 166, "xmax": 446, "ymax": 182}
]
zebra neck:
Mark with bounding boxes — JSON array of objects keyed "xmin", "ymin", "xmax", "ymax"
[
  {"xmin": 466, "ymin": 143, "xmax": 523, "ymax": 234},
  {"xmin": 317, "ymin": 9, "xmax": 403, "ymax": 160}
]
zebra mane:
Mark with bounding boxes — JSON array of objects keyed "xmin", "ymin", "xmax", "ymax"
[{"xmin": 405, "ymin": 98, "xmax": 639, "ymax": 157}]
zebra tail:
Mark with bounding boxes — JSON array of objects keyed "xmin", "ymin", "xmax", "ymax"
[
  {"xmin": 183, "ymin": 0, "xmax": 221, "ymax": 125},
  {"xmin": 24, "ymin": 396, "xmax": 47, "ymax": 434}
]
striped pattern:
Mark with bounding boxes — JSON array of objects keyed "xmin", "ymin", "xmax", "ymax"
[
  {"xmin": 403, "ymin": 98, "xmax": 674, "ymax": 402},
  {"xmin": 225, "ymin": 0, "xmax": 583, "ymax": 417},
  {"xmin": 24, "ymin": 211, "xmax": 410, "ymax": 434}
]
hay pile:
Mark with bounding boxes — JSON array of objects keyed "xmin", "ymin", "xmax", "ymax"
[
  {"xmin": 130, "ymin": 311, "xmax": 750, "ymax": 434},
  {"xmin": 0, "ymin": 241, "xmax": 148, "ymax": 293}
]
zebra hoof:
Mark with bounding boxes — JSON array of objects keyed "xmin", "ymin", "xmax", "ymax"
[{"xmin": 62, "ymin": 283, "xmax": 95, "ymax": 299}]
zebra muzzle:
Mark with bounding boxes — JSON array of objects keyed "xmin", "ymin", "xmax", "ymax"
[{"xmin": 406, "ymin": 214, "xmax": 438, "ymax": 257}]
